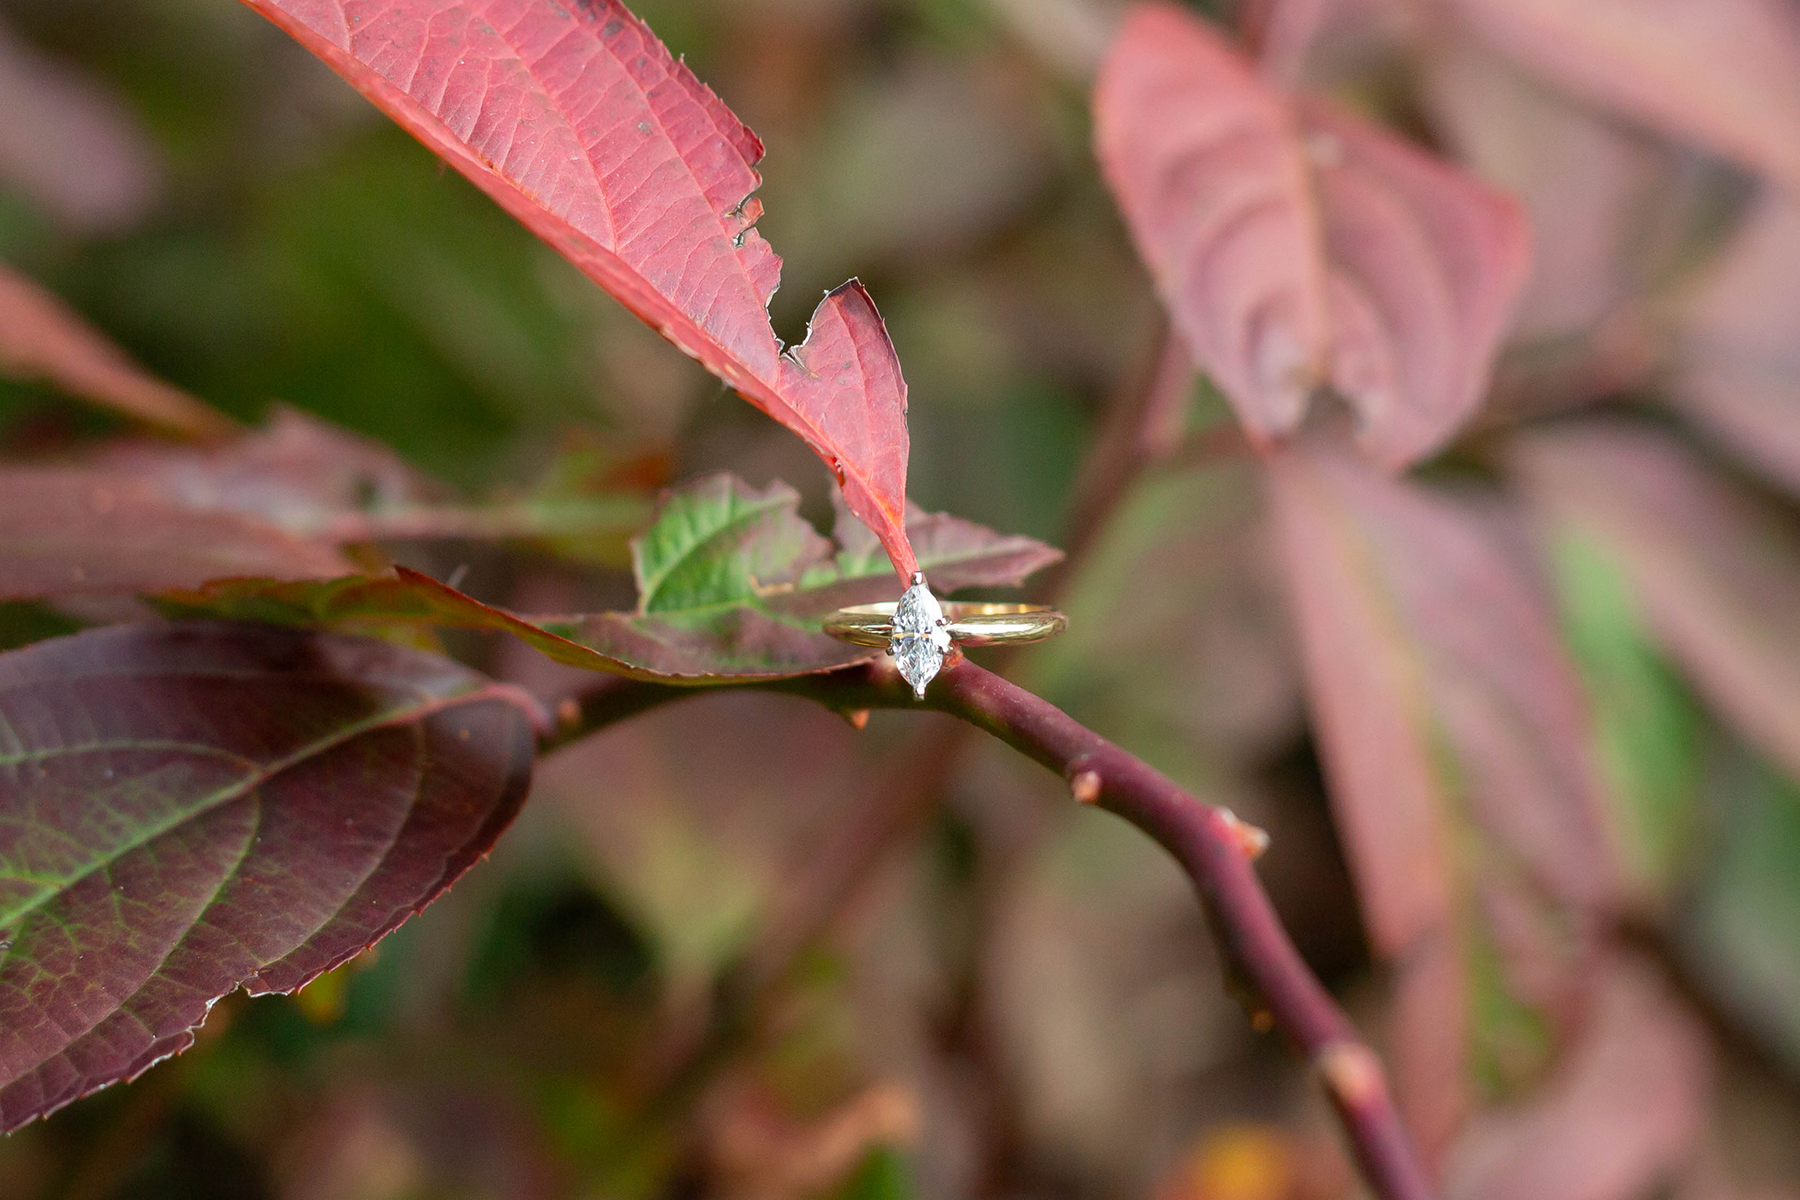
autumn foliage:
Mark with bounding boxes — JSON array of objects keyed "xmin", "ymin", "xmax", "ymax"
[{"xmin": 5, "ymin": 0, "xmax": 1800, "ymax": 1198}]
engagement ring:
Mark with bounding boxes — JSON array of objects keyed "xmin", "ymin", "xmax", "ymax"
[{"xmin": 824, "ymin": 573, "xmax": 1067, "ymax": 699}]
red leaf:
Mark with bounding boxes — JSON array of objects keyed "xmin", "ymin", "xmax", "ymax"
[
  {"xmin": 0, "ymin": 262, "xmax": 236, "ymax": 441},
  {"xmin": 0, "ymin": 623, "xmax": 538, "ymax": 1131},
  {"xmin": 237, "ymin": 0, "xmax": 917, "ymax": 582},
  {"xmin": 1445, "ymin": 0, "xmax": 1800, "ymax": 199},
  {"xmin": 1094, "ymin": 3, "xmax": 1531, "ymax": 468}
]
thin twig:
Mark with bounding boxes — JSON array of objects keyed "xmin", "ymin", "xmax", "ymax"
[
  {"xmin": 542, "ymin": 336, "xmax": 1421, "ymax": 1191},
  {"xmin": 639, "ymin": 718, "xmax": 972, "ymax": 1116},
  {"xmin": 622, "ymin": 327, "xmax": 1210, "ymax": 1099},
  {"xmin": 675, "ymin": 330, "xmax": 1213, "ymax": 1182},
  {"xmin": 1051, "ymin": 326, "xmax": 1196, "ymax": 591},
  {"xmin": 734, "ymin": 720, "xmax": 965, "ymax": 1004},
  {"xmin": 913, "ymin": 659, "xmax": 1434, "ymax": 1200},
  {"xmin": 544, "ymin": 657, "xmax": 1438, "ymax": 1200}
]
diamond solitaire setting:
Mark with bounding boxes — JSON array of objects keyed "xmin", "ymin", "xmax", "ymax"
[
  {"xmin": 823, "ymin": 580, "xmax": 1065, "ymax": 692},
  {"xmin": 891, "ymin": 573, "xmax": 952, "ymax": 699}
]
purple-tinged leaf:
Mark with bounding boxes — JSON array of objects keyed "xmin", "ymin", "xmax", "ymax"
[
  {"xmin": 0, "ymin": 20, "xmax": 163, "ymax": 233},
  {"xmin": 237, "ymin": 0, "xmax": 918, "ymax": 581},
  {"xmin": 0, "ymin": 411, "xmax": 655, "ymax": 601},
  {"xmin": 1268, "ymin": 444, "xmax": 1613, "ymax": 947},
  {"xmin": 0, "ymin": 262, "xmax": 235, "ymax": 441},
  {"xmin": 0, "ymin": 468, "xmax": 356, "ymax": 601},
  {"xmin": 1096, "ymin": 5, "xmax": 1328, "ymax": 444},
  {"xmin": 0, "ymin": 622, "xmax": 538, "ymax": 1131},
  {"xmin": 96, "ymin": 407, "xmax": 649, "ymax": 556},
  {"xmin": 93, "ymin": 406, "xmax": 446, "ymax": 536},
  {"xmin": 1266, "ymin": 442, "xmax": 1614, "ymax": 1156},
  {"xmin": 1093, "ymin": 3, "xmax": 1531, "ymax": 468},
  {"xmin": 1420, "ymin": 38, "xmax": 1677, "ymax": 345},
  {"xmin": 1668, "ymin": 192, "xmax": 1800, "ymax": 499},
  {"xmin": 1303, "ymin": 100, "xmax": 1532, "ymax": 466},
  {"xmin": 1445, "ymin": 0, "xmax": 1800, "ymax": 199},
  {"xmin": 809, "ymin": 488, "xmax": 1065, "ymax": 609},
  {"xmin": 1512, "ymin": 421, "xmax": 1800, "ymax": 783}
]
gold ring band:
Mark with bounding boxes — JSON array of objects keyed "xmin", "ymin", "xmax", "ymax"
[{"xmin": 823, "ymin": 602, "xmax": 1067, "ymax": 649}]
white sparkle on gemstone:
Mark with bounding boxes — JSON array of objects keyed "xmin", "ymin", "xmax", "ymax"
[{"xmin": 891, "ymin": 576, "xmax": 951, "ymax": 699}]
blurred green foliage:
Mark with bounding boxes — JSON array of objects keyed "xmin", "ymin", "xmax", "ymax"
[{"xmin": 1549, "ymin": 531, "xmax": 1706, "ymax": 898}]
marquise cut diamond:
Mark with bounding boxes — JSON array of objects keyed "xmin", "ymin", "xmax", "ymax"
[{"xmin": 891, "ymin": 576, "xmax": 951, "ymax": 699}]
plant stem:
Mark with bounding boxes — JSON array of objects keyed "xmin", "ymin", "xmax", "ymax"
[
  {"xmin": 1051, "ymin": 327, "xmax": 1195, "ymax": 592},
  {"xmin": 916, "ymin": 658, "xmax": 1434, "ymax": 1200},
  {"xmin": 546, "ymin": 655, "xmax": 1438, "ymax": 1200}
]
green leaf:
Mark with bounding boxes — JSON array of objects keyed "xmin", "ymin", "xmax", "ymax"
[
  {"xmin": 831, "ymin": 1147, "xmax": 918, "ymax": 1200},
  {"xmin": 154, "ymin": 472, "xmax": 1061, "ymax": 683},
  {"xmin": 1684, "ymin": 757, "xmax": 1800, "ymax": 1072},
  {"xmin": 0, "ymin": 602, "xmax": 83, "ymax": 652},
  {"xmin": 634, "ymin": 475, "xmax": 831, "ymax": 614},
  {"xmin": 1514, "ymin": 421, "xmax": 1800, "ymax": 783},
  {"xmin": 1546, "ymin": 530, "xmax": 1705, "ymax": 900}
]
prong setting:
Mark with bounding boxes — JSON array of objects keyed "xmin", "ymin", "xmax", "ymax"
[{"xmin": 890, "ymin": 575, "xmax": 951, "ymax": 699}]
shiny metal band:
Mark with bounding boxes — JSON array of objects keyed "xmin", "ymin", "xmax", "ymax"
[{"xmin": 823, "ymin": 601, "xmax": 1067, "ymax": 649}]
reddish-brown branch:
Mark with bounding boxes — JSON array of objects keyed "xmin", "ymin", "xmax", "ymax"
[
  {"xmin": 919, "ymin": 659, "xmax": 1433, "ymax": 1200},
  {"xmin": 546, "ymin": 656, "xmax": 1437, "ymax": 1200}
]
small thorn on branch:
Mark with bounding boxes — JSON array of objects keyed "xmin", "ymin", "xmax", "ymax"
[
  {"xmin": 843, "ymin": 708, "xmax": 871, "ymax": 731},
  {"xmin": 1317, "ymin": 1042, "xmax": 1387, "ymax": 1111},
  {"xmin": 1069, "ymin": 770, "xmax": 1104, "ymax": 805},
  {"xmin": 1219, "ymin": 809, "xmax": 1271, "ymax": 861}
]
